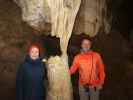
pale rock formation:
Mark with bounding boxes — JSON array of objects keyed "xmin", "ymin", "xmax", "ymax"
[
  {"xmin": 73, "ymin": 0, "xmax": 110, "ymax": 36},
  {"xmin": 46, "ymin": 56, "xmax": 73, "ymax": 100}
]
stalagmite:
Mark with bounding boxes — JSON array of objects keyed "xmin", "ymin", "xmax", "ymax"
[
  {"xmin": 14, "ymin": 0, "xmax": 81, "ymax": 100},
  {"xmin": 46, "ymin": 56, "xmax": 73, "ymax": 100}
]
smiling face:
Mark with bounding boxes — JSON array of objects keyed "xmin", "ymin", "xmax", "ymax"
[
  {"xmin": 29, "ymin": 47, "xmax": 40, "ymax": 60},
  {"xmin": 81, "ymin": 39, "xmax": 92, "ymax": 53}
]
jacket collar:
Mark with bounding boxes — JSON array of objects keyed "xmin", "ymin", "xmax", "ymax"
[
  {"xmin": 81, "ymin": 49, "xmax": 93, "ymax": 54},
  {"xmin": 25, "ymin": 55, "xmax": 42, "ymax": 65}
]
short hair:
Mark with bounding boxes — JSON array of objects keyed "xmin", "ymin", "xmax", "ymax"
[{"xmin": 81, "ymin": 37, "xmax": 92, "ymax": 45}]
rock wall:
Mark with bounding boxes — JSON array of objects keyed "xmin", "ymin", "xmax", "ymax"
[{"xmin": 0, "ymin": 0, "xmax": 43, "ymax": 99}]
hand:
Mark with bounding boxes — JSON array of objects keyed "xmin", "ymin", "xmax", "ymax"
[{"xmin": 96, "ymin": 85, "xmax": 103, "ymax": 90}]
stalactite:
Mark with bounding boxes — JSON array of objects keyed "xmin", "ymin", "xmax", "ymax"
[{"xmin": 73, "ymin": 0, "xmax": 110, "ymax": 36}]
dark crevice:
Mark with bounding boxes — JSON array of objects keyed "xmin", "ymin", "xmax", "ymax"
[{"xmin": 110, "ymin": 0, "xmax": 133, "ymax": 41}]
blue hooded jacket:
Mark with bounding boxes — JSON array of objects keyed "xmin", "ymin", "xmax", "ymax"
[{"xmin": 16, "ymin": 55, "xmax": 45, "ymax": 100}]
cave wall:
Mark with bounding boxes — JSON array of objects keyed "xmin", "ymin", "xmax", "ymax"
[
  {"xmin": 0, "ymin": 0, "xmax": 43, "ymax": 99},
  {"xmin": 109, "ymin": 0, "xmax": 133, "ymax": 41}
]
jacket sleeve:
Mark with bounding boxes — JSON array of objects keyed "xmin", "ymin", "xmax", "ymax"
[
  {"xmin": 70, "ymin": 56, "xmax": 79, "ymax": 75},
  {"xmin": 96, "ymin": 54, "xmax": 105, "ymax": 85},
  {"xmin": 16, "ymin": 64, "xmax": 24, "ymax": 100}
]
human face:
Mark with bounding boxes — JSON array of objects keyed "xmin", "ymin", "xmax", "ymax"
[
  {"xmin": 29, "ymin": 47, "xmax": 39, "ymax": 60},
  {"xmin": 81, "ymin": 39, "xmax": 91, "ymax": 52}
]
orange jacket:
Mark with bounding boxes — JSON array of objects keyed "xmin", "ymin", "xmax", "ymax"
[{"xmin": 70, "ymin": 51, "xmax": 105, "ymax": 87}]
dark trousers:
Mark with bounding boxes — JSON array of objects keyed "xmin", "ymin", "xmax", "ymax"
[{"xmin": 79, "ymin": 85, "xmax": 99, "ymax": 100}]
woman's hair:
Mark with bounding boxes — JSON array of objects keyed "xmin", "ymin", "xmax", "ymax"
[{"xmin": 28, "ymin": 43, "xmax": 43, "ymax": 57}]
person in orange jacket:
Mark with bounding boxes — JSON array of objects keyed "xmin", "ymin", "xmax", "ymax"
[{"xmin": 70, "ymin": 38, "xmax": 105, "ymax": 100}]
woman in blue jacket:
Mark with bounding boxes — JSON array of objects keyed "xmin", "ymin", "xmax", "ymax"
[{"xmin": 16, "ymin": 43, "xmax": 47, "ymax": 100}]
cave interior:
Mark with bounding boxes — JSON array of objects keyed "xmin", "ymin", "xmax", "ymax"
[{"xmin": 0, "ymin": 0, "xmax": 133, "ymax": 100}]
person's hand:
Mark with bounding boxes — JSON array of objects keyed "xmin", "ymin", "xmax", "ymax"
[
  {"xmin": 96, "ymin": 85, "xmax": 103, "ymax": 90},
  {"xmin": 69, "ymin": 70, "xmax": 72, "ymax": 75}
]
